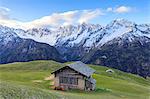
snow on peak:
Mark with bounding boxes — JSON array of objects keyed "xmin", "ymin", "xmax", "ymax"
[
  {"xmin": 55, "ymin": 23, "xmax": 103, "ymax": 47},
  {"xmin": 0, "ymin": 25, "xmax": 19, "ymax": 44},
  {"xmin": 96, "ymin": 19, "xmax": 135, "ymax": 46},
  {"xmin": 108, "ymin": 18, "xmax": 135, "ymax": 28},
  {"xmin": 0, "ymin": 19, "xmax": 149, "ymax": 48}
]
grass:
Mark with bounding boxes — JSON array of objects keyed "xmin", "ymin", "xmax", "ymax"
[
  {"xmin": 0, "ymin": 81, "xmax": 59, "ymax": 99},
  {"xmin": 0, "ymin": 60, "xmax": 150, "ymax": 99}
]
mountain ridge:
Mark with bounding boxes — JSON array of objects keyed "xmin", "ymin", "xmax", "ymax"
[
  {"xmin": 0, "ymin": 19, "xmax": 150, "ymax": 77},
  {"xmin": 0, "ymin": 25, "xmax": 64, "ymax": 64},
  {"xmin": 1, "ymin": 19, "xmax": 149, "ymax": 48}
]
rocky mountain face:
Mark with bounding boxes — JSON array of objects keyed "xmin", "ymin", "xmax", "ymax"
[
  {"xmin": 82, "ymin": 36, "xmax": 150, "ymax": 78},
  {"xmin": 0, "ymin": 19, "xmax": 150, "ymax": 78},
  {"xmin": 0, "ymin": 25, "xmax": 63, "ymax": 64}
]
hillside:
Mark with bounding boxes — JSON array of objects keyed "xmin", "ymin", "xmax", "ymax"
[
  {"xmin": 0, "ymin": 60, "xmax": 150, "ymax": 99},
  {"xmin": 0, "ymin": 25, "xmax": 64, "ymax": 64}
]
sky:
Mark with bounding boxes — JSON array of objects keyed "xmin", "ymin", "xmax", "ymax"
[{"xmin": 0, "ymin": 0, "xmax": 149, "ymax": 29}]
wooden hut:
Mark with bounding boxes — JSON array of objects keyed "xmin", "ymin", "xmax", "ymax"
[{"xmin": 51, "ymin": 61, "xmax": 96, "ymax": 91}]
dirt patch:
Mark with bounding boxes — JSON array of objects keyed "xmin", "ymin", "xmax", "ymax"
[
  {"xmin": 44, "ymin": 75, "xmax": 54, "ymax": 80},
  {"xmin": 32, "ymin": 80, "xmax": 43, "ymax": 83},
  {"xmin": 50, "ymin": 81, "xmax": 54, "ymax": 85}
]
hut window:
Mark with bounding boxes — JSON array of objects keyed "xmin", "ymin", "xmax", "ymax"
[{"xmin": 59, "ymin": 77, "xmax": 78, "ymax": 85}]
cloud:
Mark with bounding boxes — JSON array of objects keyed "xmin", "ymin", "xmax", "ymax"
[
  {"xmin": 0, "ymin": 6, "xmax": 132, "ymax": 29},
  {"xmin": 78, "ymin": 9, "xmax": 104, "ymax": 24},
  {"xmin": 27, "ymin": 9, "xmax": 103, "ymax": 28},
  {"xmin": 0, "ymin": 19, "xmax": 23, "ymax": 28},
  {"xmin": 106, "ymin": 8, "xmax": 113, "ymax": 12},
  {"xmin": 0, "ymin": 7, "xmax": 10, "ymax": 19},
  {"xmin": 0, "ymin": 8, "xmax": 103, "ymax": 29},
  {"xmin": 22, "ymin": 10, "xmax": 79, "ymax": 29},
  {"xmin": 106, "ymin": 6, "xmax": 131, "ymax": 13},
  {"xmin": 114, "ymin": 6, "xmax": 131, "ymax": 13}
]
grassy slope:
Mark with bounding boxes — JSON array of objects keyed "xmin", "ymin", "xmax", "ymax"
[{"xmin": 0, "ymin": 60, "xmax": 150, "ymax": 99}]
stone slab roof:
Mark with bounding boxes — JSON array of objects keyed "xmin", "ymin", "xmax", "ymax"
[
  {"xmin": 51, "ymin": 61, "xmax": 95, "ymax": 77},
  {"xmin": 66, "ymin": 61, "xmax": 95, "ymax": 77}
]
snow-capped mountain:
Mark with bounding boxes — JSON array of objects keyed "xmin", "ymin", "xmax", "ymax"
[
  {"xmin": 12, "ymin": 19, "xmax": 150, "ymax": 49},
  {"xmin": 0, "ymin": 25, "xmax": 64, "ymax": 64},
  {"xmin": 14, "ymin": 23, "xmax": 103, "ymax": 47},
  {"xmin": 56, "ymin": 19, "xmax": 150, "ymax": 48},
  {"xmin": 0, "ymin": 19, "xmax": 150, "ymax": 77},
  {"xmin": 0, "ymin": 25, "xmax": 18, "ymax": 44},
  {"xmin": 54, "ymin": 19, "xmax": 150, "ymax": 62}
]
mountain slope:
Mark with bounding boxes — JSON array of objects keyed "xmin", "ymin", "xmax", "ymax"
[
  {"xmin": 0, "ymin": 60, "xmax": 150, "ymax": 99},
  {"xmin": 82, "ymin": 36, "xmax": 150, "ymax": 78},
  {"xmin": 0, "ymin": 25, "xmax": 63, "ymax": 64},
  {"xmin": 0, "ymin": 19, "xmax": 150, "ymax": 77},
  {"xmin": 56, "ymin": 19, "xmax": 150, "ymax": 60},
  {"xmin": 55, "ymin": 19, "xmax": 150, "ymax": 77},
  {"xmin": 5, "ymin": 19, "xmax": 149, "ymax": 48}
]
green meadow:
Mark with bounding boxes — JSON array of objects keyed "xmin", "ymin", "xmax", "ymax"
[{"xmin": 0, "ymin": 60, "xmax": 150, "ymax": 99}]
